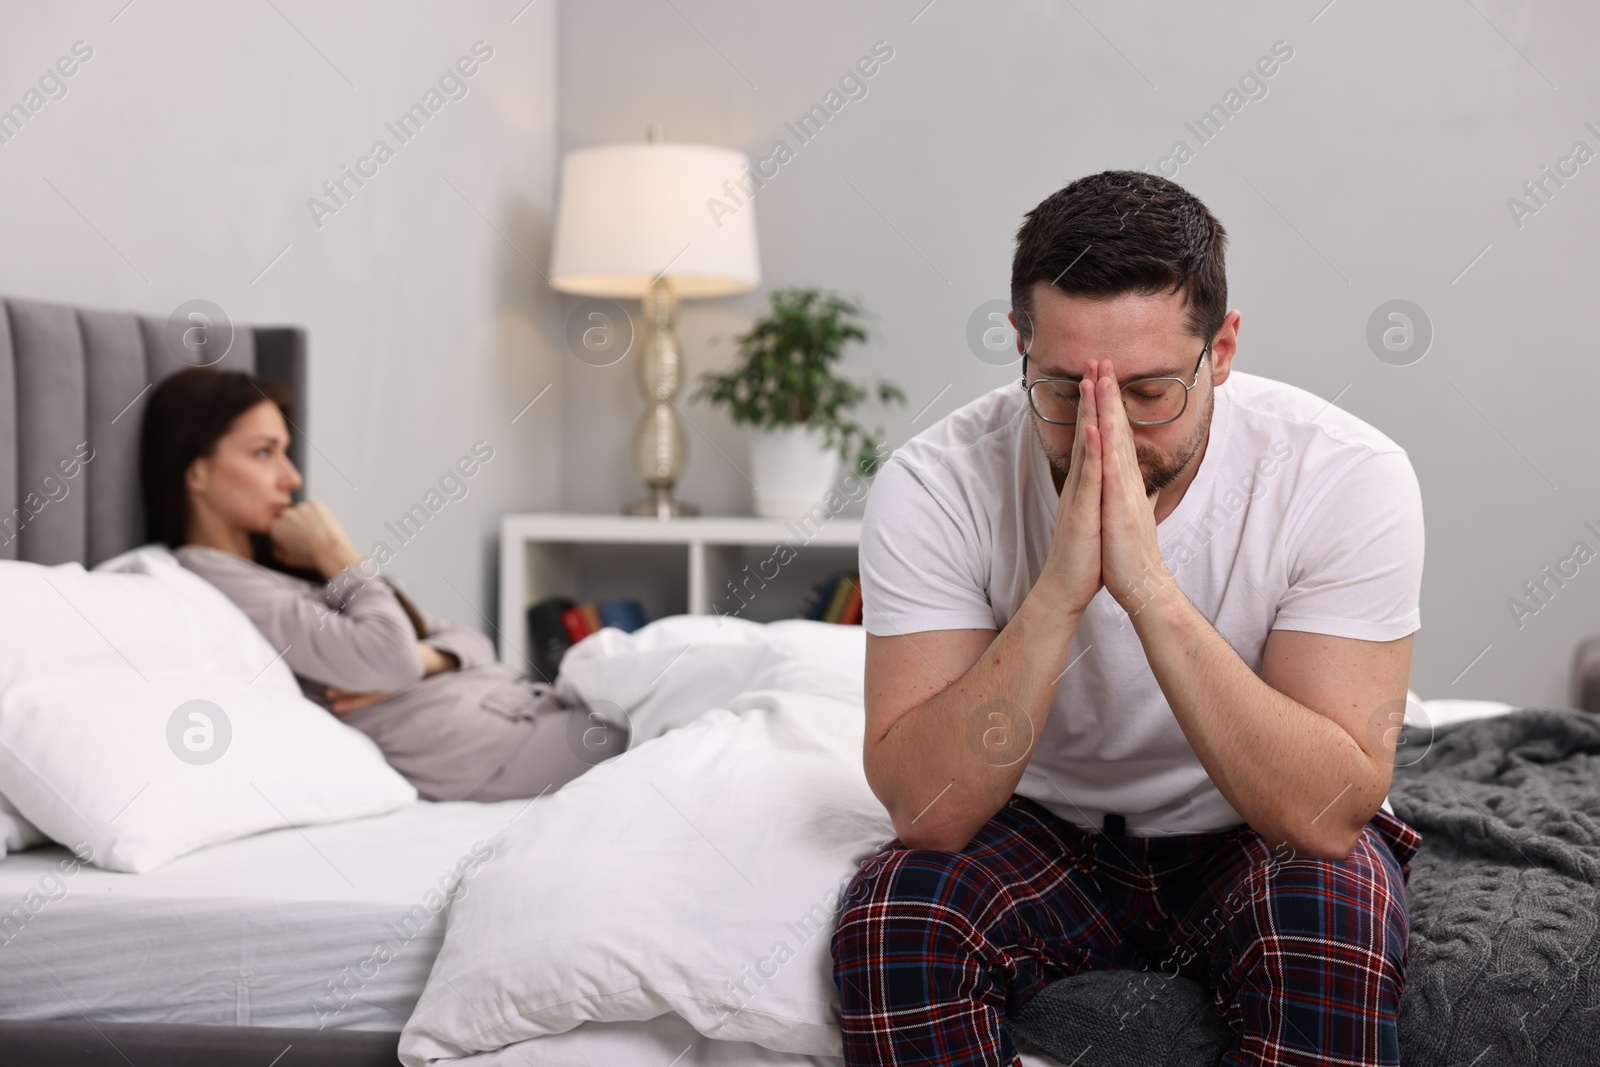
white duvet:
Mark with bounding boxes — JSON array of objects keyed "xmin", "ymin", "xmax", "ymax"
[
  {"xmin": 399, "ymin": 687, "xmax": 890, "ymax": 1065},
  {"xmin": 552, "ymin": 613, "xmax": 869, "ymax": 743}
]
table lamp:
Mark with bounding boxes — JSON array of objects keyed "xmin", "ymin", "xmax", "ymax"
[{"xmin": 549, "ymin": 126, "xmax": 761, "ymax": 518}]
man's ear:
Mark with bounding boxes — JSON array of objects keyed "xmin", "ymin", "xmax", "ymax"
[{"xmin": 1209, "ymin": 309, "xmax": 1241, "ymax": 388}]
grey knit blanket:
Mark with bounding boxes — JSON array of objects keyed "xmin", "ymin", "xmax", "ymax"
[{"xmin": 1011, "ymin": 709, "xmax": 1600, "ymax": 1066}]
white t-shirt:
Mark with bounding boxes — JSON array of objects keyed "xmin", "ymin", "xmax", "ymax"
[{"xmin": 860, "ymin": 370, "xmax": 1424, "ymax": 836}]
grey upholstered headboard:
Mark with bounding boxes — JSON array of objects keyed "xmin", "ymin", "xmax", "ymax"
[{"xmin": 0, "ymin": 297, "xmax": 306, "ymax": 568}]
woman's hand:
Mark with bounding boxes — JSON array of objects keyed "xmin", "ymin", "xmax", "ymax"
[
  {"xmin": 324, "ymin": 686, "xmax": 394, "ymax": 714},
  {"xmin": 324, "ymin": 646, "xmax": 455, "ymax": 713},
  {"xmin": 418, "ymin": 643, "xmax": 459, "ymax": 677},
  {"xmin": 270, "ymin": 501, "xmax": 362, "ymax": 579}
]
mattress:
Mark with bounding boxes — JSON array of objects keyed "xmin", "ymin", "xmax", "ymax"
[
  {"xmin": 0, "ymin": 798, "xmax": 528, "ymax": 1031},
  {"xmin": 439, "ymin": 1012, "xmax": 1070, "ymax": 1067}
]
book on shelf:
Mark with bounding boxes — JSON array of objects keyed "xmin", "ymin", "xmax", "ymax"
[
  {"xmin": 801, "ymin": 573, "xmax": 839, "ymax": 620},
  {"xmin": 801, "ymin": 570, "xmax": 862, "ymax": 624},
  {"xmin": 578, "ymin": 602, "xmax": 603, "ymax": 635},
  {"xmin": 527, "ymin": 595, "xmax": 576, "ymax": 682},
  {"xmin": 528, "ymin": 595, "xmax": 649, "ymax": 679},
  {"xmin": 559, "ymin": 605, "xmax": 591, "ymax": 646},
  {"xmin": 838, "ymin": 578, "xmax": 863, "ymax": 626},
  {"xmin": 823, "ymin": 574, "xmax": 854, "ymax": 622},
  {"xmin": 597, "ymin": 599, "xmax": 649, "ymax": 632}
]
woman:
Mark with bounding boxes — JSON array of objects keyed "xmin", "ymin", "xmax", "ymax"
[{"xmin": 140, "ymin": 367, "xmax": 627, "ymax": 801}]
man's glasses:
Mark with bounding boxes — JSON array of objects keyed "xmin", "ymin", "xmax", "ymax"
[{"xmin": 1021, "ymin": 340, "xmax": 1212, "ymax": 427}]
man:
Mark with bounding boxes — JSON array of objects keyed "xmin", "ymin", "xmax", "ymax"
[{"xmin": 830, "ymin": 170, "xmax": 1424, "ymax": 1067}]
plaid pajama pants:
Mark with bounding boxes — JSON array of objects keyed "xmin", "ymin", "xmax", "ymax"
[{"xmin": 830, "ymin": 795, "xmax": 1420, "ymax": 1067}]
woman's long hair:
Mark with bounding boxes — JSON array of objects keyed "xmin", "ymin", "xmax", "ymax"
[
  {"xmin": 140, "ymin": 367, "xmax": 295, "ymax": 562},
  {"xmin": 139, "ymin": 368, "xmax": 429, "ymax": 636}
]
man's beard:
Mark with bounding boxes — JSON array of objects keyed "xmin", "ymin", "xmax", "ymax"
[{"xmin": 1039, "ymin": 390, "xmax": 1213, "ymax": 495}]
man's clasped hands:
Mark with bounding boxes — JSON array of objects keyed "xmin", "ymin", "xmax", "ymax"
[{"xmin": 1042, "ymin": 360, "xmax": 1182, "ymax": 621}]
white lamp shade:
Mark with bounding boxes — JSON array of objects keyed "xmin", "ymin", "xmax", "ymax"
[{"xmin": 549, "ymin": 143, "xmax": 761, "ymax": 299}]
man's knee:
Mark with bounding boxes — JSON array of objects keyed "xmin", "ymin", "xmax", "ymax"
[
  {"xmin": 1229, "ymin": 831, "xmax": 1409, "ymax": 971},
  {"xmin": 831, "ymin": 847, "xmax": 1008, "ymax": 966},
  {"xmin": 1213, "ymin": 833, "xmax": 1409, "ymax": 1065},
  {"xmin": 840, "ymin": 846, "xmax": 1007, "ymax": 920}
]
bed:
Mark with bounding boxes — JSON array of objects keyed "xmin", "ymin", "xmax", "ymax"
[
  {"xmin": 0, "ymin": 800, "xmax": 524, "ymax": 1032},
  {"xmin": 4, "ymin": 295, "xmax": 1599, "ymax": 1067}
]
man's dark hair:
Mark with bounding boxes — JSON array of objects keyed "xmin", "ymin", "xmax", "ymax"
[{"xmin": 1010, "ymin": 169, "xmax": 1228, "ymax": 346}]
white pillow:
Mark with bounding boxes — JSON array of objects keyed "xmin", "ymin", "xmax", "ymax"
[
  {"xmin": 1403, "ymin": 687, "xmax": 1517, "ymax": 729},
  {"xmin": 554, "ymin": 614, "xmax": 865, "ymax": 742},
  {"xmin": 0, "ymin": 556, "xmax": 416, "ymax": 872},
  {"xmin": 93, "ymin": 544, "xmax": 301, "ymax": 697},
  {"xmin": 1415, "ymin": 698, "xmax": 1517, "ymax": 729},
  {"xmin": 0, "ymin": 792, "xmax": 47, "ymax": 858},
  {"xmin": 399, "ymin": 689, "xmax": 892, "ymax": 1064}
]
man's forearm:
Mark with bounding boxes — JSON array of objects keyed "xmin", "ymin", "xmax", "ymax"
[
  {"xmin": 869, "ymin": 594, "xmax": 1081, "ymax": 852},
  {"xmin": 1129, "ymin": 582, "xmax": 1387, "ymax": 858}
]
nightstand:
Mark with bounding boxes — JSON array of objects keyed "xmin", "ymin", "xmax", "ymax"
[{"xmin": 497, "ymin": 513, "xmax": 862, "ymax": 668}]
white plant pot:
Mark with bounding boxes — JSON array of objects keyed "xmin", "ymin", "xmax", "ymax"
[{"xmin": 750, "ymin": 424, "xmax": 841, "ymax": 519}]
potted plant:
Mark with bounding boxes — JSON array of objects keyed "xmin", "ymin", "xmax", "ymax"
[{"xmin": 695, "ymin": 288, "xmax": 905, "ymax": 518}]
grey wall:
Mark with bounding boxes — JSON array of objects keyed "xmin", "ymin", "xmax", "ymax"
[
  {"xmin": 559, "ymin": 0, "xmax": 1600, "ymax": 709},
  {"xmin": 0, "ymin": 0, "xmax": 561, "ymax": 633}
]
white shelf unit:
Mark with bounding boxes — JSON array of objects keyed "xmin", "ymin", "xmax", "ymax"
[{"xmin": 497, "ymin": 513, "xmax": 862, "ymax": 668}]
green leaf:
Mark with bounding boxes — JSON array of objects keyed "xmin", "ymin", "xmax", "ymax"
[{"xmin": 694, "ymin": 287, "xmax": 906, "ymax": 467}]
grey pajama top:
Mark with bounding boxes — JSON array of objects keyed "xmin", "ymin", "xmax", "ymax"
[{"xmin": 175, "ymin": 545, "xmax": 583, "ymax": 801}]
